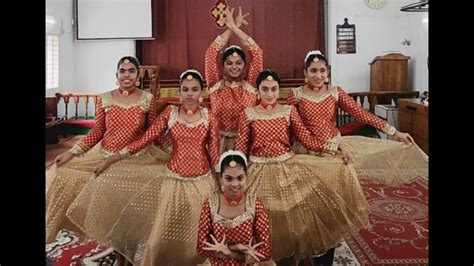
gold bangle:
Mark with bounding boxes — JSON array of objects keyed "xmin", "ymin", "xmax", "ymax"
[
  {"xmin": 118, "ymin": 148, "xmax": 130, "ymax": 159},
  {"xmin": 214, "ymin": 35, "xmax": 226, "ymax": 48},
  {"xmin": 242, "ymin": 37, "xmax": 257, "ymax": 50},
  {"xmin": 69, "ymin": 144, "xmax": 84, "ymax": 156},
  {"xmin": 385, "ymin": 125, "xmax": 396, "ymax": 136}
]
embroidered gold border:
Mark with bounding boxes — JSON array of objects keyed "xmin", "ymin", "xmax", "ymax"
[
  {"xmin": 209, "ymin": 193, "xmax": 256, "ymax": 228},
  {"xmin": 70, "ymin": 143, "xmax": 86, "ymax": 156},
  {"xmin": 298, "ymin": 85, "xmax": 339, "ymax": 103},
  {"xmin": 213, "ymin": 35, "xmax": 226, "ymax": 49},
  {"xmin": 104, "ymin": 146, "xmax": 148, "ymax": 159},
  {"xmin": 165, "ymin": 168, "xmax": 212, "ymax": 181},
  {"xmin": 209, "ymin": 80, "xmax": 256, "ymax": 95},
  {"xmin": 250, "ymin": 151, "xmax": 294, "ymax": 164},
  {"xmin": 383, "ymin": 124, "xmax": 396, "ymax": 136},
  {"xmin": 102, "ymin": 91, "xmax": 153, "ymax": 112},
  {"xmin": 245, "ymin": 105, "xmax": 291, "ymax": 124},
  {"xmin": 242, "ymin": 37, "xmax": 257, "ymax": 50},
  {"xmin": 167, "ymin": 105, "xmax": 209, "ymax": 129},
  {"xmin": 325, "ymin": 132, "xmax": 341, "ymax": 152}
]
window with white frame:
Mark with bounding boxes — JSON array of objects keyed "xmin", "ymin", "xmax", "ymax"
[{"xmin": 46, "ymin": 34, "xmax": 59, "ymax": 89}]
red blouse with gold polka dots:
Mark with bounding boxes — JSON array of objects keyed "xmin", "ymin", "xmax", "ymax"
[
  {"xmin": 287, "ymin": 85, "xmax": 395, "ymax": 152},
  {"xmin": 197, "ymin": 194, "xmax": 271, "ymax": 266},
  {"xmin": 123, "ymin": 105, "xmax": 220, "ymax": 177},
  {"xmin": 74, "ymin": 90, "xmax": 158, "ymax": 154},
  {"xmin": 205, "ymin": 37, "xmax": 263, "ymax": 133},
  {"xmin": 235, "ymin": 105, "xmax": 327, "ymax": 158}
]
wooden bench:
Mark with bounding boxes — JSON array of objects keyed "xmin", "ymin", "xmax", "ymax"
[{"xmin": 46, "ymin": 96, "xmax": 66, "ymax": 143}]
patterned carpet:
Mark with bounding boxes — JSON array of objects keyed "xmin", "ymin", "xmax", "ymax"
[
  {"xmin": 343, "ymin": 177, "xmax": 428, "ymax": 265},
  {"xmin": 45, "ymin": 136, "xmax": 428, "ymax": 265}
]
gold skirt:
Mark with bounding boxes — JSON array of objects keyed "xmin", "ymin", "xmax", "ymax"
[
  {"xmin": 45, "ymin": 144, "xmax": 170, "ymax": 244},
  {"xmin": 69, "ymin": 163, "xmax": 216, "ymax": 265},
  {"xmin": 246, "ymin": 153, "xmax": 369, "ymax": 262},
  {"xmin": 219, "ymin": 131, "xmax": 237, "ymax": 154},
  {"xmin": 293, "ymin": 135, "xmax": 428, "ymax": 185}
]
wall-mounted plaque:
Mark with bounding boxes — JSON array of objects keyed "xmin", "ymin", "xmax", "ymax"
[{"xmin": 336, "ymin": 18, "xmax": 356, "ymax": 54}]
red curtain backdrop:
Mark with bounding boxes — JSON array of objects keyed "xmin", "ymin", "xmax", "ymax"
[{"xmin": 137, "ymin": 0, "xmax": 325, "ymax": 81}]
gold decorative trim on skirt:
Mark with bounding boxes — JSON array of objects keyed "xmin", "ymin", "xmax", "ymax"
[
  {"xmin": 219, "ymin": 133, "xmax": 236, "ymax": 154},
  {"xmin": 293, "ymin": 141, "xmax": 338, "ymax": 156},
  {"xmin": 166, "ymin": 168, "xmax": 212, "ymax": 181},
  {"xmin": 100, "ymin": 144, "xmax": 154, "ymax": 158},
  {"xmin": 249, "ymin": 151, "xmax": 294, "ymax": 164}
]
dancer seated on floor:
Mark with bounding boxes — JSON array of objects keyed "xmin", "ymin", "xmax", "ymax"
[
  {"xmin": 287, "ymin": 50, "xmax": 428, "ymax": 185},
  {"xmin": 197, "ymin": 150, "xmax": 271, "ymax": 265},
  {"xmin": 235, "ymin": 69, "xmax": 369, "ymax": 265},
  {"xmin": 45, "ymin": 56, "xmax": 169, "ymax": 243},
  {"xmin": 73, "ymin": 69, "xmax": 219, "ymax": 265}
]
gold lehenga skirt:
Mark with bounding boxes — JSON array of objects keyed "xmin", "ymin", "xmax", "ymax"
[
  {"xmin": 246, "ymin": 153, "xmax": 369, "ymax": 263},
  {"xmin": 68, "ymin": 164, "xmax": 216, "ymax": 266},
  {"xmin": 45, "ymin": 144, "xmax": 170, "ymax": 244},
  {"xmin": 293, "ymin": 135, "xmax": 428, "ymax": 185},
  {"xmin": 219, "ymin": 130, "xmax": 237, "ymax": 154}
]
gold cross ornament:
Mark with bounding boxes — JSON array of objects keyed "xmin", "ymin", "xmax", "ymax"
[{"xmin": 211, "ymin": 0, "xmax": 228, "ymax": 28}]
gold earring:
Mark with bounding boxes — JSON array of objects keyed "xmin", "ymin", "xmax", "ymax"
[
  {"xmin": 135, "ymin": 81, "xmax": 141, "ymax": 87},
  {"xmin": 198, "ymin": 96, "xmax": 203, "ymax": 103},
  {"xmin": 116, "ymin": 81, "xmax": 119, "ymax": 86},
  {"xmin": 220, "ymin": 185, "xmax": 225, "ymax": 192},
  {"xmin": 304, "ymin": 77, "xmax": 308, "ymax": 83}
]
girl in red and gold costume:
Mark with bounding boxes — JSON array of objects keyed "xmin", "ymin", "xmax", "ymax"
[
  {"xmin": 287, "ymin": 50, "xmax": 428, "ymax": 185},
  {"xmin": 205, "ymin": 7, "xmax": 263, "ymax": 153},
  {"xmin": 197, "ymin": 150, "xmax": 271, "ymax": 266},
  {"xmin": 46, "ymin": 56, "xmax": 169, "ymax": 243},
  {"xmin": 236, "ymin": 70, "xmax": 369, "ymax": 265},
  {"xmin": 77, "ymin": 69, "xmax": 220, "ymax": 265}
]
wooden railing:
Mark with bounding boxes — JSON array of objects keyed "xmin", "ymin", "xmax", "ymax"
[
  {"xmin": 53, "ymin": 88, "xmax": 420, "ymax": 135},
  {"xmin": 346, "ymin": 91, "xmax": 420, "ymax": 113},
  {"xmin": 138, "ymin": 65, "xmax": 160, "ymax": 98},
  {"xmin": 55, "ymin": 92, "xmax": 101, "ymax": 119},
  {"xmin": 337, "ymin": 91, "xmax": 420, "ymax": 125}
]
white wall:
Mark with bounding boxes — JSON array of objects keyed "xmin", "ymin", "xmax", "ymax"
[
  {"xmin": 406, "ymin": 12, "xmax": 429, "ymax": 92},
  {"xmin": 47, "ymin": 0, "xmax": 428, "ymax": 112},
  {"xmin": 74, "ymin": 40, "xmax": 135, "ymax": 92},
  {"xmin": 46, "ymin": 0, "xmax": 135, "ymax": 116},
  {"xmin": 46, "ymin": 0, "xmax": 75, "ymax": 97},
  {"xmin": 327, "ymin": 0, "xmax": 428, "ymax": 93}
]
